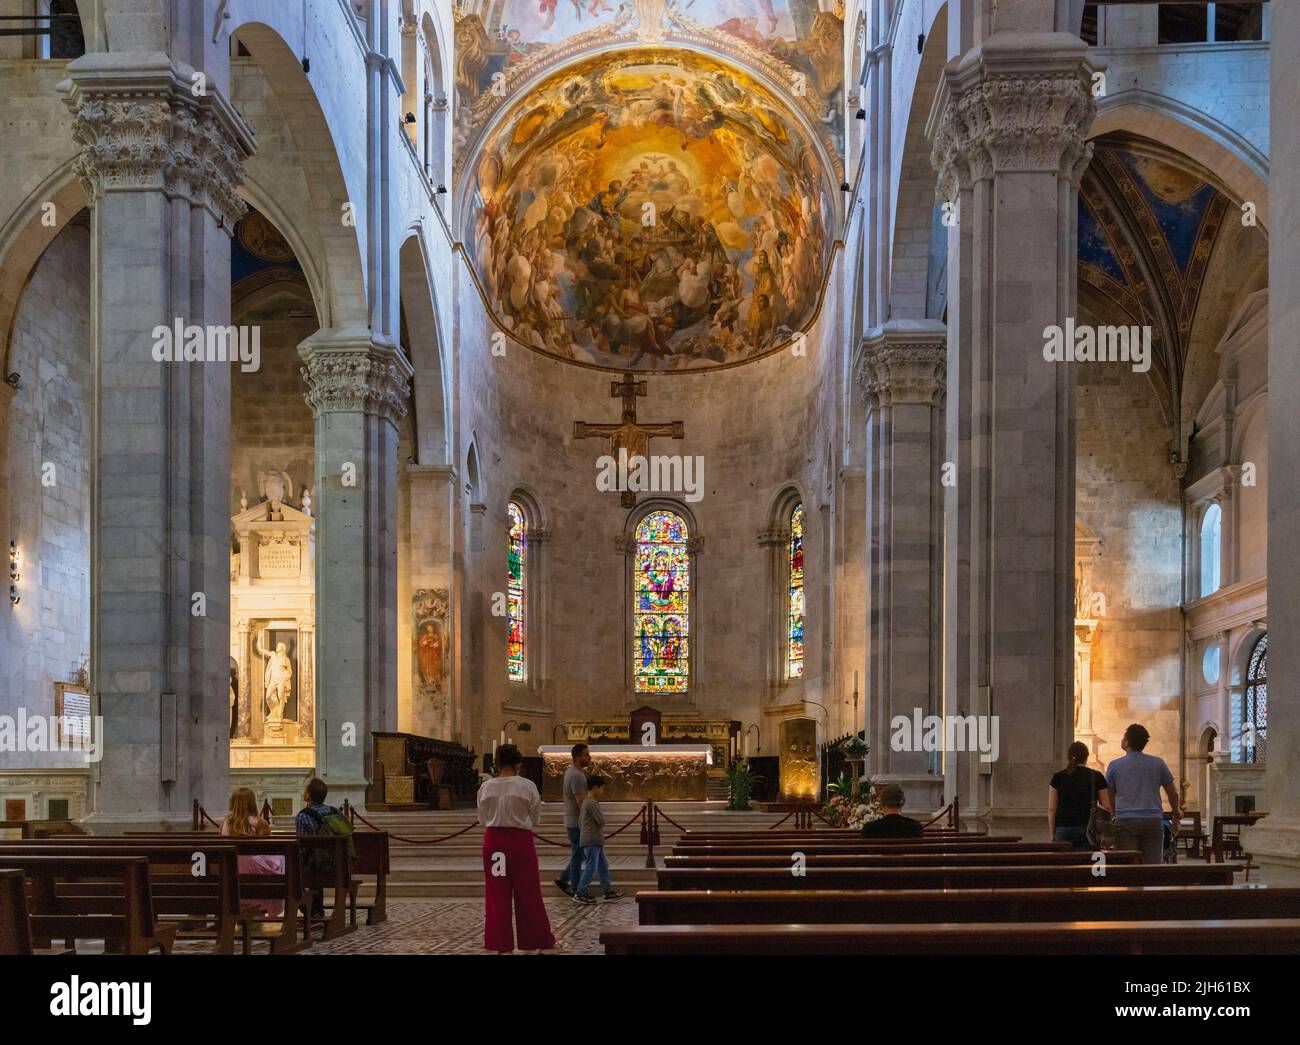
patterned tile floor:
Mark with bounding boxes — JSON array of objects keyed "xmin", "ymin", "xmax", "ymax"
[{"xmin": 305, "ymin": 896, "xmax": 639, "ymax": 955}]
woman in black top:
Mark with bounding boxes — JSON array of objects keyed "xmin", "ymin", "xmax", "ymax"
[{"xmin": 1048, "ymin": 741, "xmax": 1112, "ymax": 849}]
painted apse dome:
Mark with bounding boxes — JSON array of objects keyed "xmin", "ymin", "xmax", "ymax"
[
  {"xmin": 454, "ymin": 1, "xmax": 844, "ymax": 372},
  {"xmin": 465, "ymin": 49, "xmax": 836, "ymax": 371}
]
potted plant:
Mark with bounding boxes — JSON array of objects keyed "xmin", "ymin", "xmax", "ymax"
[{"xmin": 724, "ymin": 758, "xmax": 763, "ymax": 811}]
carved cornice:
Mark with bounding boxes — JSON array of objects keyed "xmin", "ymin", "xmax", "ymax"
[
  {"xmin": 61, "ymin": 61, "xmax": 255, "ymax": 234},
  {"xmin": 757, "ymin": 528, "xmax": 790, "ymax": 547},
  {"xmin": 858, "ymin": 329, "xmax": 946, "ymax": 409},
  {"xmin": 931, "ymin": 47, "xmax": 1096, "ymax": 201},
  {"xmin": 529, "ymin": 527, "xmax": 553, "ymax": 545},
  {"xmin": 299, "ymin": 332, "xmax": 414, "ymax": 426}
]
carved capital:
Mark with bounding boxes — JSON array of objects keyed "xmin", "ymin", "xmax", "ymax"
[
  {"xmin": 62, "ymin": 63, "xmax": 255, "ymax": 234},
  {"xmin": 858, "ymin": 324, "xmax": 946, "ymax": 409},
  {"xmin": 932, "ymin": 49, "xmax": 1096, "ymax": 200},
  {"xmin": 757, "ymin": 528, "xmax": 790, "ymax": 547},
  {"xmin": 299, "ymin": 332, "xmax": 414, "ymax": 425},
  {"xmin": 529, "ymin": 527, "xmax": 552, "ymax": 545}
]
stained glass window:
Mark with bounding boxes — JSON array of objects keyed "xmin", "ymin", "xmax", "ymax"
[
  {"xmin": 1244, "ymin": 633, "xmax": 1267, "ymax": 764},
  {"xmin": 507, "ymin": 501, "xmax": 526, "ymax": 683},
  {"xmin": 634, "ymin": 510, "xmax": 690, "ymax": 694},
  {"xmin": 788, "ymin": 503, "xmax": 805, "ymax": 678}
]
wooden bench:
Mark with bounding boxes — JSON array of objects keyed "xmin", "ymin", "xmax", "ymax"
[
  {"xmin": 0, "ymin": 868, "xmax": 31, "ymax": 955},
  {"xmin": 96, "ymin": 834, "xmax": 309, "ymax": 953},
  {"xmin": 662, "ymin": 851, "xmax": 1141, "ymax": 869},
  {"xmin": 636, "ymin": 884, "xmax": 1300, "ymax": 925},
  {"xmin": 0, "ymin": 855, "xmax": 177, "ymax": 955},
  {"xmin": 671, "ymin": 841, "xmax": 1067, "ymax": 856},
  {"xmin": 295, "ymin": 834, "xmax": 358, "ymax": 941},
  {"xmin": 1, "ymin": 841, "xmax": 257, "ymax": 954},
  {"xmin": 602, "ymin": 919, "xmax": 1300, "ymax": 955},
  {"xmin": 656, "ymin": 863, "xmax": 1242, "ymax": 891},
  {"xmin": 349, "ymin": 830, "xmax": 389, "ymax": 926},
  {"xmin": 675, "ymin": 832, "xmax": 1015, "ymax": 844}
]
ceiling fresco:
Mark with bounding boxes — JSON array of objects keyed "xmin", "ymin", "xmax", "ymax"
[
  {"xmin": 466, "ymin": 50, "xmax": 836, "ymax": 371},
  {"xmin": 452, "ymin": 1, "xmax": 845, "ymax": 173},
  {"xmin": 1077, "ymin": 139, "xmax": 1230, "ymax": 413}
]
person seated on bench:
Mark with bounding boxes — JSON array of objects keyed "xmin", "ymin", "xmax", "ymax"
[
  {"xmin": 861, "ymin": 784, "xmax": 923, "ymax": 839},
  {"xmin": 221, "ymin": 787, "xmax": 284, "ymax": 917},
  {"xmin": 1048, "ymin": 741, "xmax": 1111, "ymax": 850},
  {"xmin": 296, "ymin": 777, "xmax": 348, "ymax": 917},
  {"xmin": 1106, "ymin": 724, "xmax": 1180, "ymax": 865}
]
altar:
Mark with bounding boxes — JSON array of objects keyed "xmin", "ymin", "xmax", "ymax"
[{"xmin": 539, "ymin": 744, "xmax": 713, "ymax": 802}]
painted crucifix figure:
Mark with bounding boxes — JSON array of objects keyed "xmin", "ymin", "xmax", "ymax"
[{"xmin": 574, "ymin": 371, "xmax": 684, "ymax": 507}]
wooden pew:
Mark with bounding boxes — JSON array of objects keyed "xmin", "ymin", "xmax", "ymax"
[
  {"xmin": 349, "ymin": 830, "xmax": 389, "ymax": 926},
  {"xmin": 656, "ymin": 863, "xmax": 1243, "ymax": 891},
  {"xmin": 0, "ymin": 868, "xmax": 32, "ymax": 955},
  {"xmin": 671, "ymin": 841, "xmax": 1068, "ymax": 856},
  {"xmin": 636, "ymin": 884, "xmax": 1300, "ymax": 925},
  {"xmin": 662, "ymin": 851, "xmax": 1141, "ymax": 868},
  {"xmin": 675, "ymin": 833, "xmax": 1016, "ymax": 845},
  {"xmin": 53, "ymin": 835, "xmax": 308, "ymax": 954},
  {"xmin": 602, "ymin": 919, "xmax": 1300, "ymax": 955},
  {"xmin": 0, "ymin": 841, "xmax": 255, "ymax": 954},
  {"xmin": 0, "ymin": 855, "xmax": 176, "ymax": 955}
]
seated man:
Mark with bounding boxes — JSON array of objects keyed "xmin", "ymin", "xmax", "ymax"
[{"xmin": 861, "ymin": 783, "xmax": 924, "ymax": 838}]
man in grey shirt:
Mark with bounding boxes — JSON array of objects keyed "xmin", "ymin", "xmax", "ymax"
[
  {"xmin": 554, "ymin": 743, "xmax": 591, "ymax": 895},
  {"xmin": 1105, "ymin": 723, "xmax": 1180, "ymax": 864}
]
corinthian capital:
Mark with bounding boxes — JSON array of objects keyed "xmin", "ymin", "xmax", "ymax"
[
  {"xmin": 858, "ymin": 320, "xmax": 947, "ymax": 410},
  {"xmin": 300, "ymin": 330, "xmax": 414, "ymax": 426},
  {"xmin": 931, "ymin": 41, "xmax": 1097, "ymax": 200},
  {"xmin": 61, "ymin": 56, "xmax": 256, "ymax": 233}
]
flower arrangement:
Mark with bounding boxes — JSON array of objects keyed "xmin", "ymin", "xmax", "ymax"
[{"xmin": 822, "ymin": 769, "xmax": 881, "ymax": 828}]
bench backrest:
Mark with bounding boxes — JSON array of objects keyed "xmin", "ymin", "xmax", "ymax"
[
  {"xmin": 0, "ymin": 868, "xmax": 31, "ymax": 955},
  {"xmin": 0, "ymin": 854, "xmax": 158, "ymax": 948},
  {"xmin": 655, "ymin": 863, "xmax": 1242, "ymax": 890},
  {"xmin": 661, "ymin": 851, "xmax": 1141, "ymax": 868},
  {"xmin": 670, "ymin": 842, "xmax": 1066, "ymax": 856},
  {"xmin": 636, "ymin": 884, "xmax": 1300, "ymax": 925}
]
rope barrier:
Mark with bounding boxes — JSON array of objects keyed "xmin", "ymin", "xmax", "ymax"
[
  {"xmin": 923, "ymin": 800, "xmax": 955, "ymax": 829},
  {"xmin": 343, "ymin": 800, "xmax": 648, "ymax": 847},
  {"xmin": 654, "ymin": 805, "xmax": 688, "ymax": 833}
]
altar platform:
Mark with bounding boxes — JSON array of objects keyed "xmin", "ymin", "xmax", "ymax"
[{"xmin": 538, "ymin": 744, "xmax": 713, "ymax": 802}]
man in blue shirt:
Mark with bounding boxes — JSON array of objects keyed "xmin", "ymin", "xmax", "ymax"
[{"xmin": 1105, "ymin": 724, "xmax": 1181, "ymax": 864}]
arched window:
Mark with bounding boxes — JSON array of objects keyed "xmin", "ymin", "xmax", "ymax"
[
  {"xmin": 1244, "ymin": 633, "xmax": 1267, "ymax": 764},
  {"xmin": 507, "ymin": 501, "xmax": 527, "ymax": 682},
  {"xmin": 1200, "ymin": 502, "xmax": 1221, "ymax": 597},
  {"xmin": 634, "ymin": 510, "xmax": 690, "ymax": 694},
  {"xmin": 787, "ymin": 503, "xmax": 805, "ymax": 678}
]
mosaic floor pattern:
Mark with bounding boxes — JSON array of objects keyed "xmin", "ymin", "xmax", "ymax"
[{"xmin": 305, "ymin": 896, "xmax": 639, "ymax": 955}]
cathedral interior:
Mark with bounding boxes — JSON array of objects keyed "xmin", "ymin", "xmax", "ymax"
[{"xmin": 1, "ymin": 0, "xmax": 1299, "ymax": 972}]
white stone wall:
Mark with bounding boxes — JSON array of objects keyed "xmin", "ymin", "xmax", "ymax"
[{"xmin": 2, "ymin": 218, "xmax": 92, "ymax": 770}]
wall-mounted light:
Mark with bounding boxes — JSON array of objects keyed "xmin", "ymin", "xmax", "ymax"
[
  {"xmin": 855, "ymin": 108, "xmax": 866, "ymax": 120},
  {"xmin": 840, "ymin": 182, "xmax": 851, "ymax": 193},
  {"xmin": 405, "ymin": 112, "xmax": 417, "ymax": 124},
  {"xmin": 8, "ymin": 541, "xmax": 18, "ymax": 582},
  {"xmin": 3, "ymin": 372, "xmax": 19, "ymax": 390},
  {"xmin": 436, "ymin": 184, "xmax": 448, "ymax": 195}
]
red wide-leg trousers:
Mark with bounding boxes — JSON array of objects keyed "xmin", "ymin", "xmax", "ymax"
[{"xmin": 482, "ymin": 827, "xmax": 556, "ymax": 952}]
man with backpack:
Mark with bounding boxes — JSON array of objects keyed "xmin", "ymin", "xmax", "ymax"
[{"xmin": 295, "ymin": 777, "xmax": 354, "ymax": 917}]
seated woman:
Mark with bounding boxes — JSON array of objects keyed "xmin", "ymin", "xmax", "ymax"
[{"xmin": 220, "ymin": 787, "xmax": 285, "ymax": 917}]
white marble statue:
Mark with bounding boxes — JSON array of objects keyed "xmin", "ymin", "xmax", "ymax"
[{"xmin": 256, "ymin": 629, "xmax": 293, "ymax": 731}]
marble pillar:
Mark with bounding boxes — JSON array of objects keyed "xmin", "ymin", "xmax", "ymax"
[
  {"xmin": 61, "ymin": 56, "xmax": 253, "ymax": 824},
  {"xmin": 1243, "ymin": 0, "xmax": 1300, "ymax": 882},
  {"xmin": 858, "ymin": 319, "xmax": 946, "ymax": 809},
  {"xmin": 931, "ymin": 34, "xmax": 1097, "ymax": 830},
  {"xmin": 300, "ymin": 329, "xmax": 412, "ymax": 808}
]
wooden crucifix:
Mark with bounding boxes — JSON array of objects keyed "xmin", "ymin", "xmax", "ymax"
[{"xmin": 574, "ymin": 372, "xmax": 684, "ymax": 507}]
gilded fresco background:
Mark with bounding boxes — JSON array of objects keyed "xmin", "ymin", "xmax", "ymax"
[{"xmin": 467, "ymin": 51, "xmax": 834, "ymax": 371}]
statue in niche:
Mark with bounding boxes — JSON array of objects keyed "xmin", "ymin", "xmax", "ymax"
[{"xmin": 256, "ymin": 629, "xmax": 294, "ymax": 732}]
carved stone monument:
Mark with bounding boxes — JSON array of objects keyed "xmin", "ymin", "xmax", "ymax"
[{"xmin": 230, "ymin": 487, "xmax": 316, "ymax": 772}]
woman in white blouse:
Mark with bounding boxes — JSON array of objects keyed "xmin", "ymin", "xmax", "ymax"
[{"xmin": 477, "ymin": 744, "xmax": 557, "ymax": 953}]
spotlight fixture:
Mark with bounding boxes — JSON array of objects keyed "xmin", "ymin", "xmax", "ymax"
[
  {"xmin": 405, "ymin": 112, "xmax": 417, "ymax": 124},
  {"xmin": 302, "ymin": 56, "xmax": 310, "ymax": 74},
  {"xmin": 855, "ymin": 108, "xmax": 866, "ymax": 120},
  {"xmin": 3, "ymin": 372, "xmax": 19, "ymax": 390},
  {"xmin": 918, "ymin": 32, "xmax": 925, "ymax": 54},
  {"xmin": 436, "ymin": 184, "xmax": 448, "ymax": 195},
  {"xmin": 7, "ymin": 541, "xmax": 17, "ymax": 583},
  {"xmin": 841, "ymin": 182, "xmax": 851, "ymax": 192},
  {"xmin": 8, "ymin": 585, "xmax": 17, "ymax": 606}
]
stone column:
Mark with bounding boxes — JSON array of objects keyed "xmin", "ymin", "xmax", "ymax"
[
  {"xmin": 61, "ymin": 57, "xmax": 253, "ymax": 825},
  {"xmin": 1244, "ymin": 0, "xmax": 1300, "ymax": 882},
  {"xmin": 404, "ymin": 464, "xmax": 457, "ymax": 739},
  {"xmin": 931, "ymin": 36, "xmax": 1097, "ymax": 831},
  {"xmin": 858, "ymin": 319, "xmax": 946, "ymax": 810},
  {"xmin": 0, "ymin": 381, "xmax": 14, "ymax": 713},
  {"xmin": 300, "ymin": 328, "xmax": 412, "ymax": 809}
]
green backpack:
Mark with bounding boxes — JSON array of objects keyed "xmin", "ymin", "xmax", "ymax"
[{"xmin": 301, "ymin": 805, "xmax": 356, "ymax": 875}]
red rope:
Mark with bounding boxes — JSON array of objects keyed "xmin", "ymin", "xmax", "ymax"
[
  {"xmin": 196, "ymin": 805, "xmax": 222, "ymax": 830},
  {"xmin": 344, "ymin": 804, "xmax": 645, "ymax": 847},
  {"xmin": 604, "ymin": 806, "xmax": 646, "ymax": 839},
  {"xmin": 922, "ymin": 801, "xmax": 955, "ymax": 829},
  {"xmin": 654, "ymin": 806, "xmax": 688, "ymax": 832}
]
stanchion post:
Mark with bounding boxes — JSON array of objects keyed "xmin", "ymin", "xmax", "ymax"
[
  {"xmin": 192, "ymin": 798, "xmax": 200, "ymax": 831},
  {"xmin": 644, "ymin": 800, "xmax": 656, "ymax": 868}
]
